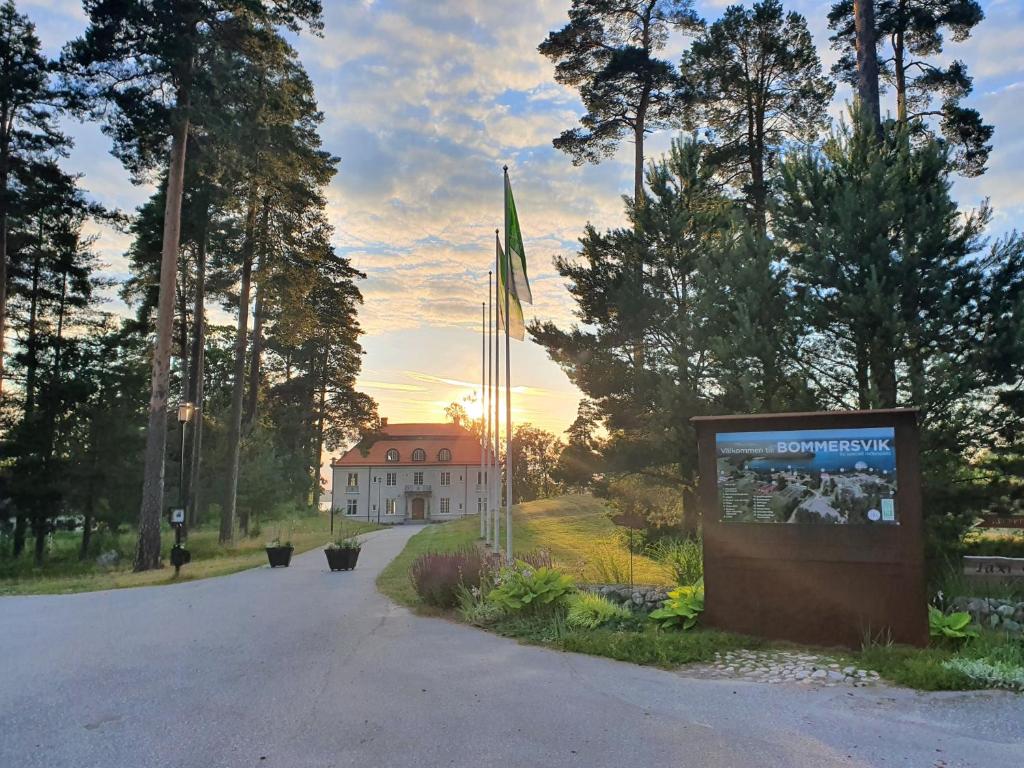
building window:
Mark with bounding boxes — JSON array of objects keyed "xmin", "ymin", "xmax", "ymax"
[
  {"xmin": 477, "ymin": 497, "xmax": 485, "ymax": 513},
  {"xmin": 440, "ymin": 472, "xmax": 451, "ymax": 487},
  {"xmin": 385, "ymin": 499, "xmax": 397, "ymax": 515},
  {"xmin": 440, "ymin": 498, "xmax": 450, "ymax": 514},
  {"xmin": 438, "ymin": 448, "xmax": 452, "ymax": 462},
  {"xmin": 413, "ymin": 471, "xmax": 424, "ymax": 485},
  {"xmin": 386, "ymin": 449, "xmax": 400, "ymax": 462},
  {"xmin": 411, "ymin": 448, "xmax": 426, "ymax": 462},
  {"xmin": 386, "ymin": 472, "xmax": 397, "ymax": 486},
  {"xmin": 347, "ymin": 472, "xmax": 359, "ymax": 490},
  {"xmin": 346, "ymin": 499, "xmax": 358, "ymax": 516}
]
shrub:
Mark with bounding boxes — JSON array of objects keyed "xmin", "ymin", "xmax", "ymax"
[
  {"xmin": 410, "ymin": 549, "xmax": 485, "ymax": 608},
  {"xmin": 566, "ymin": 592, "xmax": 632, "ymax": 630},
  {"xmin": 928, "ymin": 605, "xmax": 979, "ymax": 641},
  {"xmin": 648, "ymin": 536, "xmax": 703, "ymax": 586},
  {"xmin": 962, "ymin": 534, "xmax": 1024, "ymax": 559},
  {"xmin": 941, "ymin": 657, "xmax": 1024, "ymax": 691},
  {"xmin": 649, "ymin": 581, "xmax": 705, "ymax": 630},
  {"xmin": 488, "ymin": 561, "xmax": 575, "ymax": 613}
]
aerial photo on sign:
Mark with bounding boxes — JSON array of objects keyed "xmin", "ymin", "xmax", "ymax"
[{"xmin": 715, "ymin": 428, "xmax": 898, "ymax": 525}]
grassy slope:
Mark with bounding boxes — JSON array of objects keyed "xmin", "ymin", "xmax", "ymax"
[
  {"xmin": 0, "ymin": 515, "xmax": 381, "ymax": 596},
  {"xmin": 376, "ymin": 494, "xmax": 671, "ymax": 608},
  {"xmin": 512, "ymin": 495, "xmax": 670, "ymax": 585}
]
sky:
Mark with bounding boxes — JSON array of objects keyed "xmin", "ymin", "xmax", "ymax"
[{"xmin": 19, "ymin": 0, "xmax": 1024, "ymax": 458}]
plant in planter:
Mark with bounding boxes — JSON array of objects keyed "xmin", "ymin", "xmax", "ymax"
[
  {"xmin": 325, "ymin": 537, "xmax": 362, "ymax": 571},
  {"xmin": 265, "ymin": 537, "xmax": 294, "ymax": 568}
]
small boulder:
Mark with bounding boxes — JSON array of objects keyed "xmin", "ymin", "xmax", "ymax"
[{"xmin": 96, "ymin": 550, "xmax": 120, "ymax": 567}]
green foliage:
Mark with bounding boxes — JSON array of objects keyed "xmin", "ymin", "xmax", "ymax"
[
  {"xmin": 648, "ymin": 536, "xmax": 703, "ymax": 586},
  {"xmin": 559, "ymin": 626, "xmax": 760, "ymax": 667},
  {"xmin": 942, "ymin": 657, "xmax": 1024, "ymax": 692},
  {"xmin": 857, "ymin": 645, "xmax": 978, "ymax": 691},
  {"xmin": 964, "ymin": 534, "xmax": 1024, "ymax": 559},
  {"xmin": 827, "ymin": 0, "xmax": 991, "ymax": 176},
  {"xmin": 649, "ymin": 581, "xmax": 705, "ymax": 630},
  {"xmin": 456, "ymin": 583, "xmax": 506, "ymax": 626},
  {"xmin": 929, "ymin": 605, "xmax": 979, "ymax": 641},
  {"xmin": 538, "ymin": 0, "xmax": 702, "ymax": 199},
  {"xmin": 325, "ymin": 538, "xmax": 360, "ymax": 551},
  {"xmin": 566, "ymin": 592, "xmax": 632, "ymax": 630},
  {"xmin": 679, "ymin": 0, "xmax": 833, "ymax": 221},
  {"xmin": 487, "ymin": 561, "xmax": 576, "ymax": 613}
]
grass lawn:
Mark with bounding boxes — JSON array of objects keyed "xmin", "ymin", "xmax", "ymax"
[
  {"xmin": 378, "ymin": 494, "xmax": 1024, "ymax": 693},
  {"xmin": 376, "ymin": 493, "xmax": 670, "ymax": 608},
  {"xmin": 0, "ymin": 514, "xmax": 382, "ymax": 596},
  {"xmin": 513, "ymin": 495, "xmax": 671, "ymax": 585}
]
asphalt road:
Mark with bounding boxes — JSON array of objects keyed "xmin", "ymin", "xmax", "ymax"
[{"xmin": 2, "ymin": 524, "xmax": 1022, "ymax": 768}]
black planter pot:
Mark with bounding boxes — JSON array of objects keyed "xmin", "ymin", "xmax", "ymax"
[
  {"xmin": 266, "ymin": 546, "xmax": 293, "ymax": 568},
  {"xmin": 325, "ymin": 547, "xmax": 361, "ymax": 571}
]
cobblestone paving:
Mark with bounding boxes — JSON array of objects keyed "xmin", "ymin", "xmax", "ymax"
[{"xmin": 683, "ymin": 649, "xmax": 883, "ymax": 687}]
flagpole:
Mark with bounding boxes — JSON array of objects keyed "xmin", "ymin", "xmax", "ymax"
[
  {"xmin": 503, "ymin": 166, "xmax": 513, "ymax": 560},
  {"xmin": 493, "ymin": 230, "xmax": 501, "ymax": 551},
  {"xmin": 486, "ymin": 271, "xmax": 493, "ymax": 546},
  {"xmin": 480, "ymin": 300, "xmax": 486, "ymax": 537}
]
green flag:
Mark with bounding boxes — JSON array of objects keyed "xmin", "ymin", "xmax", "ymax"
[
  {"xmin": 504, "ymin": 170, "xmax": 532, "ymax": 305},
  {"xmin": 496, "ymin": 233, "xmax": 525, "ymax": 341}
]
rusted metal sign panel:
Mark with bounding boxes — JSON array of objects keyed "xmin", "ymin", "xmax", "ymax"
[{"xmin": 692, "ymin": 408, "xmax": 928, "ymax": 648}]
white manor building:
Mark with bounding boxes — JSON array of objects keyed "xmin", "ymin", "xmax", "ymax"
[{"xmin": 330, "ymin": 420, "xmax": 488, "ymax": 524}]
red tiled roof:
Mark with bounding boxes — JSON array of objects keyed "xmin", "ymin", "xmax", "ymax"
[{"xmin": 331, "ymin": 422, "xmax": 485, "ymax": 467}]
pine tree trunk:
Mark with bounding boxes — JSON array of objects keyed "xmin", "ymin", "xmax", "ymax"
[
  {"xmin": 33, "ymin": 521, "xmax": 46, "ymax": 567},
  {"xmin": 186, "ymin": 202, "xmax": 208, "ymax": 528},
  {"xmin": 894, "ymin": 1, "xmax": 907, "ymax": 123},
  {"xmin": 12, "ymin": 514, "xmax": 26, "ymax": 557},
  {"xmin": 853, "ymin": 0, "xmax": 883, "ymax": 137},
  {"xmin": 221, "ymin": 186, "xmax": 259, "ymax": 544},
  {"xmin": 80, "ymin": 452, "xmax": 97, "ymax": 560},
  {"xmin": 134, "ymin": 108, "xmax": 191, "ymax": 572},
  {"xmin": 0, "ymin": 134, "xmax": 9, "ymax": 397},
  {"xmin": 310, "ymin": 346, "xmax": 328, "ymax": 506},
  {"xmin": 243, "ymin": 204, "xmax": 269, "ymax": 433}
]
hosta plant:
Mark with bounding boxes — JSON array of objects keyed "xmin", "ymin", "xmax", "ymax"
[
  {"xmin": 649, "ymin": 581, "xmax": 704, "ymax": 630},
  {"xmin": 928, "ymin": 605, "xmax": 979, "ymax": 641},
  {"xmin": 487, "ymin": 561, "xmax": 575, "ymax": 613}
]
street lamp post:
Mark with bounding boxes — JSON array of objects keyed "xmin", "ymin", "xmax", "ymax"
[
  {"xmin": 376, "ymin": 477, "xmax": 382, "ymax": 524},
  {"xmin": 171, "ymin": 401, "xmax": 195, "ymax": 576}
]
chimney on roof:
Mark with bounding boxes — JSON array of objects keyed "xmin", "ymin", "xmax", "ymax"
[{"xmin": 380, "ymin": 417, "xmax": 388, "ymax": 427}]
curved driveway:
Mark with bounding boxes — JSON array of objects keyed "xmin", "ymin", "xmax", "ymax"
[{"xmin": 2, "ymin": 525, "xmax": 1022, "ymax": 767}]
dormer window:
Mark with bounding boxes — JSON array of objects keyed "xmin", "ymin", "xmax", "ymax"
[
  {"xmin": 438, "ymin": 448, "xmax": 452, "ymax": 462},
  {"xmin": 385, "ymin": 449, "xmax": 400, "ymax": 463},
  {"xmin": 411, "ymin": 448, "xmax": 426, "ymax": 462}
]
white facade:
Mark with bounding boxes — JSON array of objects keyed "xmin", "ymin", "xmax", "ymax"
[{"xmin": 330, "ymin": 463, "xmax": 489, "ymax": 524}]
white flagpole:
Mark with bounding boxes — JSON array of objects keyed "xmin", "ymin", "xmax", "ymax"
[
  {"xmin": 479, "ymin": 300, "xmax": 486, "ymax": 537},
  {"xmin": 486, "ymin": 271, "xmax": 493, "ymax": 545},
  {"xmin": 503, "ymin": 166, "xmax": 513, "ymax": 560},
  {"xmin": 493, "ymin": 231, "xmax": 501, "ymax": 551}
]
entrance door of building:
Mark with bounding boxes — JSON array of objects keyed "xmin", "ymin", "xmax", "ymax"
[{"xmin": 411, "ymin": 497, "xmax": 425, "ymax": 520}]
